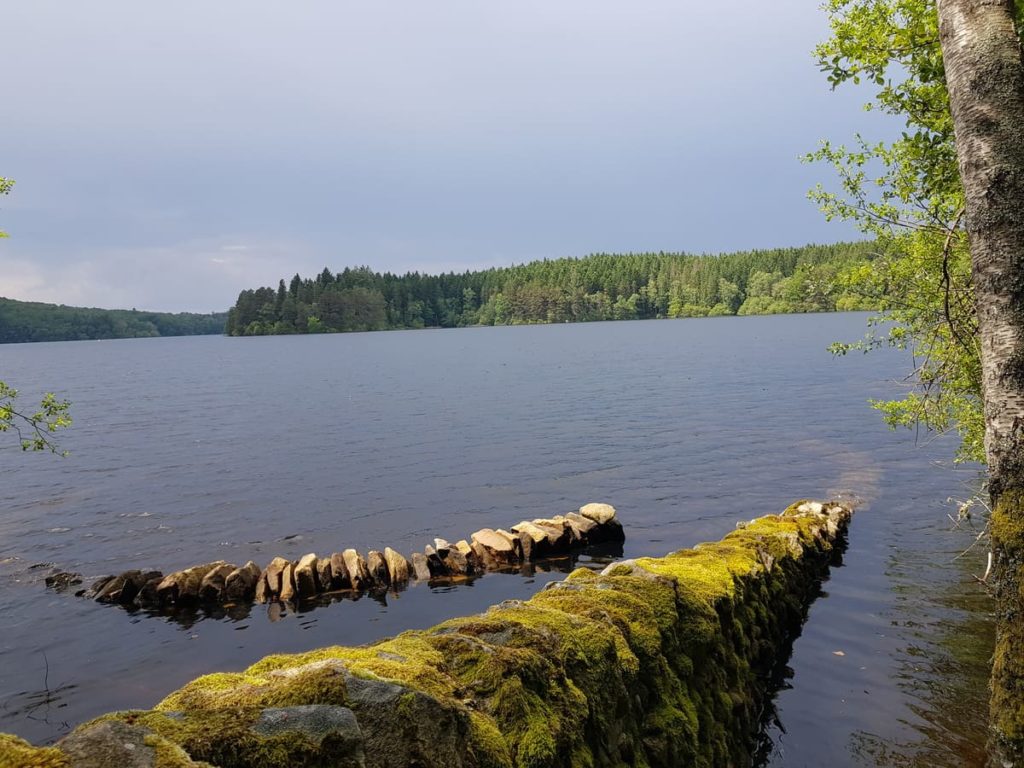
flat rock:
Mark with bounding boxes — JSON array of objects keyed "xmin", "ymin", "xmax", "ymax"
[
  {"xmin": 580, "ymin": 502, "xmax": 617, "ymax": 525},
  {"xmin": 471, "ymin": 529, "xmax": 517, "ymax": 565}
]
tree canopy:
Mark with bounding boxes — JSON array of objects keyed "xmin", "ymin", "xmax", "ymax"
[{"xmin": 226, "ymin": 241, "xmax": 882, "ymax": 337}]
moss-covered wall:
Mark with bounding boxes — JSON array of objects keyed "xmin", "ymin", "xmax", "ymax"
[{"xmin": 2, "ymin": 500, "xmax": 851, "ymax": 768}]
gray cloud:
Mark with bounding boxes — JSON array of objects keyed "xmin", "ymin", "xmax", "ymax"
[{"xmin": 0, "ymin": 0, "xmax": 889, "ymax": 312}]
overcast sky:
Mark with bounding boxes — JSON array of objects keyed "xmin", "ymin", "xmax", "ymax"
[{"xmin": 0, "ymin": 2, "xmax": 887, "ymax": 313}]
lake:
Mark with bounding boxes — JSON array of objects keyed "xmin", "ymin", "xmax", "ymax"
[{"xmin": 0, "ymin": 313, "xmax": 992, "ymax": 766}]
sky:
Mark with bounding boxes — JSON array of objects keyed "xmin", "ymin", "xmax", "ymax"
[{"xmin": 0, "ymin": 1, "xmax": 891, "ymax": 313}]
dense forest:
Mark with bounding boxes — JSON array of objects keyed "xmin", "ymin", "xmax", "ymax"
[
  {"xmin": 0, "ymin": 298, "xmax": 226, "ymax": 344},
  {"xmin": 226, "ymin": 241, "xmax": 883, "ymax": 336}
]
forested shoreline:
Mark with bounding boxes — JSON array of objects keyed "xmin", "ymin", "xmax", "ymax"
[
  {"xmin": 227, "ymin": 241, "xmax": 883, "ymax": 336},
  {"xmin": 0, "ymin": 298, "xmax": 226, "ymax": 344}
]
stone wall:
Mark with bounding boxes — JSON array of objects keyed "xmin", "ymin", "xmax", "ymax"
[
  {"xmin": 49, "ymin": 504, "xmax": 624, "ymax": 615},
  {"xmin": 6, "ymin": 500, "xmax": 851, "ymax": 768}
]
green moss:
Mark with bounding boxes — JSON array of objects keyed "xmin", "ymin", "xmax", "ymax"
[
  {"xmin": 143, "ymin": 733, "xmax": 213, "ymax": 768},
  {"xmin": 0, "ymin": 733, "xmax": 67, "ymax": 768},
  {"xmin": 989, "ymin": 489, "xmax": 1024, "ymax": 757}
]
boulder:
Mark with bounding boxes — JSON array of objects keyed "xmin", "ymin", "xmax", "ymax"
[
  {"xmin": 134, "ymin": 573, "xmax": 165, "ymax": 607},
  {"xmin": 224, "ymin": 561, "xmax": 261, "ymax": 601},
  {"xmin": 366, "ymin": 550, "xmax": 390, "ymax": 588},
  {"xmin": 470, "ymin": 529, "xmax": 517, "ymax": 566},
  {"xmin": 262, "ymin": 557, "xmax": 292, "ymax": 598},
  {"xmin": 454, "ymin": 540, "xmax": 481, "ymax": 573},
  {"xmin": 199, "ymin": 563, "xmax": 236, "ymax": 602},
  {"xmin": 343, "ymin": 550, "xmax": 371, "ymax": 591},
  {"xmin": 410, "ymin": 552, "xmax": 432, "ymax": 581},
  {"xmin": 294, "ymin": 553, "xmax": 321, "ymax": 597},
  {"xmin": 83, "ymin": 575, "xmax": 115, "ymax": 599},
  {"xmin": 45, "ymin": 571, "xmax": 82, "ymax": 592},
  {"xmin": 384, "ymin": 548, "xmax": 410, "ymax": 585},
  {"xmin": 330, "ymin": 552, "xmax": 352, "ymax": 590},
  {"xmin": 155, "ymin": 561, "xmax": 228, "ymax": 605},
  {"xmin": 279, "ymin": 562, "xmax": 297, "ymax": 602},
  {"xmin": 579, "ymin": 502, "xmax": 616, "ymax": 525},
  {"xmin": 564, "ymin": 512, "xmax": 598, "ymax": 541},
  {"xmin": 511, "ymin": 521, "xmax": 549, "ymax": 557},
  {"xmin": 254, "ymin": 574, "xmax": 270, "ymax": 603},
  {"xmin": 317, "ymin": 557, "xmax": 333, "ymax": 591},
  {"xmin": 517, "ymin": 530, "xmax": 535, "ymax": 562}
]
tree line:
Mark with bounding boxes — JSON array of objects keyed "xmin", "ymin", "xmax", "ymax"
[
  {"xmin": 226, "ymin": 241, "xmax": 882, "ymax": 336},
  {"xmin": 0, "ymin": 298, "xmax": 227, "ymax": 344}
]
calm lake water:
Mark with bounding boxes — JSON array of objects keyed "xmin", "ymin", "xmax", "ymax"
[{"xmin": 0, "ymin": 314, "xmax": 992, "ymax": 766}]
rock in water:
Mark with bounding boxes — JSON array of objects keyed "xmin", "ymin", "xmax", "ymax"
[
  {"xmin": 224, "ymin": 561, "xmax": 261, "ymax": 601},
  {"xmin": 199, "ymin": 563, "xmax": 236, "ymax": 602},
  {"xmin": 294, "ymin": 553, "xmax": 320, "ymax": 597},
  {"xmin": 470, "ymin": 529, "xmax": 517, "ymax": 566},
  {"xmin": 329, "ymin": 552, "xmax": 352, "ymax": 590},
  {"xmin": 410, "ymin": 552, "xmax": 431, "ymax": 581},
  {"xmin": 279, "ymin": 563, "xmax": 297, "ymax": 602},
  {"xmin": 366, "ymin": 550, "xmax": 390, "ymax": 588},
  {"xmin": 343, "ymin": 550, "xmax": 370, "ymax": 591},
  {"xmin": 383, "ymin": 548, "xmax": 410, "ymax": 585},
  {"xmin": 316, "ymin": 557, "xmax": 333, "ymax": 591},
  {"xmin": 45, "ymin": 571, "xmax": 82, "ymax": 592},
  {"xmin": 262, "ymin": 557, "xmax": 292, "ymax": 599},
  {"xmin": 579, "ymin": 502, "xmax": 616, "ymax": 525}
]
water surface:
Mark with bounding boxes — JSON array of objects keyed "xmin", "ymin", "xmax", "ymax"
[{"xmin": 0, "ymin": 314, "xmax": 992, "ymax": 765}]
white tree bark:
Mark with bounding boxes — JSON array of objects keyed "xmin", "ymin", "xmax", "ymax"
[{"xmin": 936, "ymin": 0, "xmax": 1024, "ymax": 763}]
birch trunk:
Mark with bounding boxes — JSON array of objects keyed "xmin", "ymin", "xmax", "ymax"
[{"xmin": 935, "ymin": 0, "xmax": 1024, "ymax": 763}]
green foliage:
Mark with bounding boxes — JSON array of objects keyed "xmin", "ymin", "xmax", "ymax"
[
  {"xmin": 0, "ymin": 380, "xmax": 72, "ymax": 454},
  {"xmin": 0, "ymin": 298, "xmax": 227, "ymax": 344},
  {"xmin": 0, "ymin": 176, "xmax": 13, "ymax": 239},
  {"xmin": 226, "ymin": 242, "xmax": 883, "ymax": 337},
  {"xmin": 809, "ymin": 0, "xmax": 991, "ymax": 462}
]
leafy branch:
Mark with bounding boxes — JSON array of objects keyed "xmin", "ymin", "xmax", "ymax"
[{"xmin": 0, "ymin": 381, "xmax": 72, "ymax": 454}]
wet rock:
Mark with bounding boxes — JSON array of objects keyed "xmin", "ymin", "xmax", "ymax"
[
  {"xmin": 294, "ymin": 553, "xmax": 321, "ymax": 597},
  {"xmin": 317, "ymin": 557, "xmax": 333, "ymax": 591},
  {"xmin": 343, "ymin": 549, "xmax": 371, "ymax": 591},
  {"xmin": 424, "ymin": 545, "xmax": 448, "ymax": 578},
  {"xmin": 383, "ymin": 548, "xmax": 410, "ymax": 585},
  {"xmin": 330, "ymin": 552, "xmax": 352, "ymax": 590},
  {"xmin": 58, "ymin": 719, "xmax": 204, "ymax": 767},
  {"xmin": 224, "ymin": 561, "xmax": 261, "ymax": 601},
  {"xmin": 199, "ymin": 563, "xmax": 236, "ymax": 602},
  {"xmin": 45, "ymin": 571, "xmax": 82, "ymax": 592},
  {"xmin": 279, "ymin": 562, "xmax": 297, "ymax": 602},
  {"xmin": 470, "ymin": 529, "xmax": 517, "ymax": 566},
  {"xmin": 410, "ymin": 552, "xmax": 431, "ymax": 581},
  {"xmin": 134, "ymin": 573, "xmax": 165, "ymax": 607},
  {"xmin": 579, "ymin": 502, "xmax": 616, "ymax": 525},
  {"xmin": 262, "ymin": 556, "xmax": 292, "ymax": 598},
  {"xmin": 255, "ymin": 574, "xmax": 270, "ymax": 603},
  {"xmin": 454, "ymin": 540, "xmax": 481, "ymax": 573}
]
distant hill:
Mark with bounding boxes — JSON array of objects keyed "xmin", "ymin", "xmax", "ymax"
[
  {"xmin": 0, "ymin": 297, "xmax": 226, "ymax": 344},
  {"xmin": 227, "ymin": 241, "xmax": 883, "ymax": 336}
]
